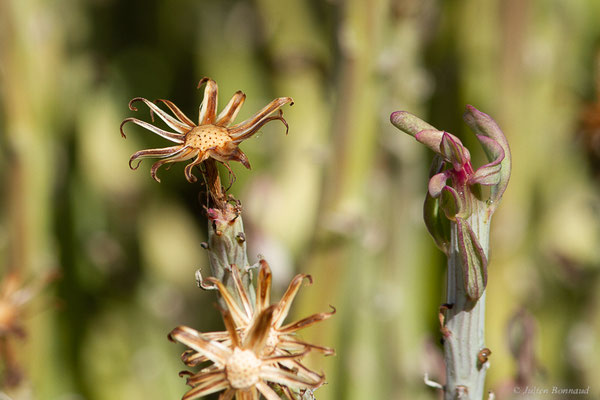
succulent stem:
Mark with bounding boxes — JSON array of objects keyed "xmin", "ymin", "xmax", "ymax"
[
  {"xmin": 205, "ymin": 200, "xmax": 256, "ymax": 310},
  {"xmin": 443, "ymin": 200, "xmax": 490, "ymax": 400}
]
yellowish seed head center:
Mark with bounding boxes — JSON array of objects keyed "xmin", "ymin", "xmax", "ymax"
[
  {"xmin": 226, "ymin": 348, "xmax": 261, "ymax": 389},
  {"xmin": 185, "ymin": 125, "xmax": 231, "ymax": 152}
]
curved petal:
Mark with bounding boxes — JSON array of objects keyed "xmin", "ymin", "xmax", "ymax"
[
  {"xmin": 120, "ymin": 117, "xmax": 184, "ymax": 143},
  {"xmin": 255, "ymin": 382, "xmax": 281, "ymax": 400},
  {"xmin": 184, "ymin": 154, "xmax": 206, "ymax": 183},
  {"xmin": 218, "ymin": 308, "xmax": 241, "ymax": 349},
  {"xmin": 216, "ymin": 91, "xmax": 246, "ymax": 127},
  {"xmin": 198, "ymin": 78, "xmax": 219, "ymax": 125},
  {"xmin": 277, "ymin": 337, "xmax": 335, "ymax": 356},
  {"xmin": 463, "ymin": 105, "xmax": 511, "ymax": 209},
  {"xmin": 468, "ymin": 135, "xmax": 505, "ymax": 186},
  {"xmin": 155, "ymin": 99, "xmax": 195, "ymax": 127},
  {"xmin": 228, "ymin": 97, "xmax": 293, "ymax": 138},
  {"xmin": 185, "ymin": 370, "xmax": 227, "ymax": 387},
  {"xmin": 260, "ymin": 365, "xmax": 324, "ymax": 389},
  {"xmin": 244, "ymin": 306, "xmax": 276, "ymax": 353},
  {"xmin": 256, "ymin": 260, "xmax": 272, "ymax": 314},
  {"xmin": 205, "ymin": 277, "xmax": 251, "ymax": 327},
  {"xmin": 276, "ymin": 359, "xmax": 325, "ymax": 385},
  {"xmin": 278, "ymin": 306, "xmax": 336, "ymax": 334},
  {"xmin": 229, "ymin": 110, "xmax": 289, "ymax": 143},
  {"xmin": 150, "ymin": 147, "xmax": 197, "ymax": 182},
  {"xmin": 168, "ymin": 326, "xmax": 230, "ymax": 364},
  {"xmin": 263, "ymin": 349, "xmax": 309, "ymax": 363},
  {"xmin": 129, "ymin": 97, "xmax": 192, "ymax": 134},
  {"xmin": 128, "ymin": 145, "xmax": 184, "ymax": 170},
  {"xmin": 218, "ymin": 389, "xmax": 236, "ymax": 400},
  {"xmin": 182, "ymin": 378, "xmax": 229, "ymax": 400},
  {"xmin": 208, "ymin": 146, "xmax": 251, "ymax": 169},
  {"xmin": 428, "ymin": 170, "xmax": 450, "ymax": 198},
  {"xmin": 235, "ymin": 388, "xmax": 258, "ymax": 400},
  {"xmin": 272, "ymin": 274, "xmax": 312, "ymax": 329},
  {"xmin": 230, "ymin": 264, "xmax": 254, "ymax": 319}
]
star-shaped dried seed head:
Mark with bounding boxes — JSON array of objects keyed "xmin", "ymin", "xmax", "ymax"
[
  {"xmin": 169, "ymin": 306, "xmax": 325, "ymax": 400},
  {"xmin": 191, "ymin": 260, "xmax": 335, "ymax": 362},
  {"xmin": 121, "ymin": 78, "xmax": 293, "ymax": 183}
]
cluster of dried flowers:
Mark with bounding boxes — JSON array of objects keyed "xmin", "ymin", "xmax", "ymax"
[
  {"xmin": 122, "ymin": 79, "xmax": 334, "ymax": 400},
  {"xmin": 0, "ymin": 271, "xmax": 55, "ymax": 388}
]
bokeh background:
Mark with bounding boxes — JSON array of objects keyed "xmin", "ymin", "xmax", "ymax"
[{"xmin": 2, "ymin": 0, "xmax": 600, "ymax": 399}]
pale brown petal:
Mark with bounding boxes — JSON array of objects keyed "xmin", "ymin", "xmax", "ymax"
[
  {"xmin": 129, "ymin": 97, "xmax": 191, "ymax": 133},
  {"xmin": 228, "ymin": 97, "xmax": 293, "ymax": 137},
  {"xmin": 244, "ymin": 306, "xmax": 276, "ymax": 353},
  {"xmin": 181, "ymin": 349, "xmax": 209, "ymax": 367},
  {"xmin": 120, "ymin": 117, "xmax": 184, "ymax": 143},
  {"xmin": 207, "ymin": 146, "xmax": 251, "ymax": 169},
  {"xmin": 205, "ymin": 277, "xmax": 251, "ymax": 327},
  {"xmin": 277, "ymin": 337, "xmax": 335, "ymax": 356},
  {"xmin": 184, "ymin": 154, "xmax": 207, "ymax": 183},
  {"xmin": 228, "ymin": 110, "xmax": 289, "ymax": 143},
  {"xmin": 219, "ymin": 308, "xmax": 241, "ymax": 349},
  {"xmin": 128, "ymin": 145, "xmax": 184, "ymax": 170},
  {"xmin": 279, "ymin": 359, "xmax": 326, "ymax": 385},
  {"xmin": 198, "ymin": 78, "xmax": 219, "ymax": 125},
  {"xmin": 255, "ymin": 382, "xmax": 281, "ymax": 400},
  {"xmin": 230, "ymin": 265, "xmax": 254, "ymax": 319},
  {"xmin": 168, "ymin": 326, "xmax": 230, "ymax": 365},
  {"xmin": 150, "ymin": 147, "xmax": 197, "ymax": 182},
  {"xmin": 281, "ymin": 386, "xmax": 295, "ymax": 400},
  {"xmin": 260, "ymin": 365, "xmax": 324, "ymax": 389},
  {"xmin": 263, "ymin": 349, "xmax": 309, "ymax": 363},
  {"xmin": 156, "ymin": 99, "xmax": 196, "ymax": 127},
  {"xmin": 216, "ymin": 91, "xmax": 246, "ymax": 127},
  {"xmin": 278, "ymin": 306, "xmax": 336, "ymax": 334},
  {"xmin": 272, "ymin": 274, "xmax": 312, "ymax": 329},
  {"xmin": 256, "ymin": 260, "xmax": 272, "ymax": 314},
  {"xmin": 182, "ymin": 378, "xmax": 229, "ymax": 400},
  {"xmin": 185, "ymin": 370, "xmax": 226, "ymax": 387},
  {"xmin": 218, "ymin": 388, "xmax": 235, "ymax": 400},
  {"xmin": 235, "ymin": 388, "xmax": 258, "ymax": 400}
]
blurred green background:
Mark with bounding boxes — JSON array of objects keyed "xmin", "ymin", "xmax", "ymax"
[{"xmin": 1, "ymin": 0, "xmax": 600, "ymax": 399}]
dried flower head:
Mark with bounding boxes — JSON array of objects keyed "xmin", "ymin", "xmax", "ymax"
[
  {"xmin": 121, "ymin": 78, "xmax": 293, "ymax": 183},
  {"xmin": 193, "ymin": 259, "xmax": 335, "ymax": 361},
  {"xmin": 173, "ymin": 259, "xmax": 334, "ymax": 399},
  {"xmin": 169, "ymin": 306, "xmax": 325, "ymax": 400},
  {"xmin": 0, "ymin": 270, "xmax": 56, "ymax": 387}
]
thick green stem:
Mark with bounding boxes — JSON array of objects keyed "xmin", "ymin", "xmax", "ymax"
[
  {"xmin": 444, "ymin": 201, "xmax": 490, "ymax": 400},
  {"xmin": 204, "ymin": 159, "xmax": 255, "ymax": 309}
]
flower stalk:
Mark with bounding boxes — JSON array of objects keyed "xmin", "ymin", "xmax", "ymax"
[{"xmin": 391, "ymin": 106, "xmax": 511, "ymax": 400}]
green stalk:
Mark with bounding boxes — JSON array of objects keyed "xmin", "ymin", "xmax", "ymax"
[
  {"xmin": 203, "ymin": 160, "xmax": 255, "ymax": 307},
  {"xmin": 443, "ymin": 202, "xmax": 490, "ymax": 400}
]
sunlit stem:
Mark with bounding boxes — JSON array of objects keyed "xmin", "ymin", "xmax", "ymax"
[
  {"xmin": 203, "ymin": 159, "xmax": 256, "ymax": 309},
  {"xmin": 444, "ymin": 199, "xmax": 490, "ymax": 400}
]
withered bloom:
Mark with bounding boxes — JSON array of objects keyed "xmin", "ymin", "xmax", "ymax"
[
  {"xmin": 172, "ymin": 259, "xmax": 334, "ymax": 399},
  {"xmin": 169, "ymin": 306, "xmax": 325, "ymax": 400},
  {"xmin": 0, "ymin": 271, "xmax": 55, "ymax": 387},
  {"xmin": 197, "ymin": 260, "xmax": 335, "ymax": 358},
  {"xmin": 120, "ymin": 78, "xmax": 293, "ymax": 183}
]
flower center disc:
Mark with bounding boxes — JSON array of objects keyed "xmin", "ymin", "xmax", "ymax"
[
  {"xmin": 185, "ymin": 125, "xmax": 231, "ymax": 152},
  {"xmin": 226, "ymin": 348, "xmax": 261, "ymax": 389}
]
